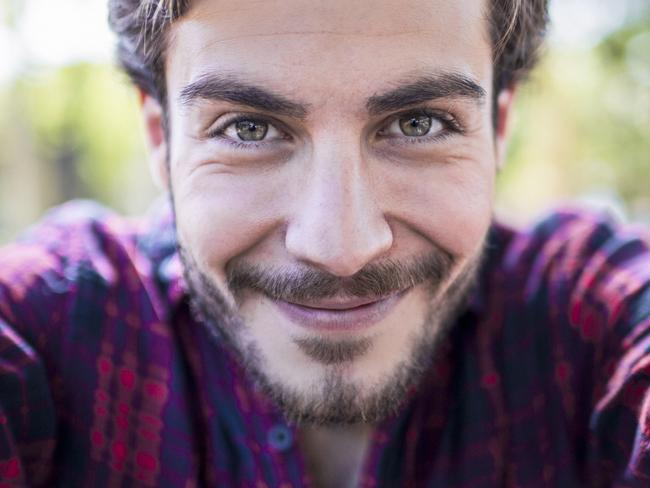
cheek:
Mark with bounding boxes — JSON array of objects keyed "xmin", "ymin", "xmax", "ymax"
[
  {"xmin": 172, "ymin": 169, "xmax": 285, "ymax": 276},
  {"xmin": 378, "ymin": 154, "xmax": 495, "ymax": 257}
]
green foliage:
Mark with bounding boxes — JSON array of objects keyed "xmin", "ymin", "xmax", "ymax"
[
  {"xmin": 498, "ymin": 18, "xmax": 650, "ymax": 222},
  {"xmin": 12, "ymin": 63, "xmax": 150, "ymax": 203}
]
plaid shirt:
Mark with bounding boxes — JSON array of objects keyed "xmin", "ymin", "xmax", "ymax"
[{"xmin": 0, "ymin": 200, "xmax": 649, "ymax": 487}]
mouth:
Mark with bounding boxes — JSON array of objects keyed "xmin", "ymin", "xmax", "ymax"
[{"xmin": 272, "ymin": 289, "xmax": 410, "ymax": 332}]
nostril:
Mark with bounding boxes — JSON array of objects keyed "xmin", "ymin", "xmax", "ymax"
[{"xmin": 285, "ymin": 220, "xmax": 393, "ymax": 277}]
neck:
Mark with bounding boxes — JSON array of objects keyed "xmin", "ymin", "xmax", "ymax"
[{"xmin": 299, "ymin": 423, "xmax": 373, "ymax": 488}]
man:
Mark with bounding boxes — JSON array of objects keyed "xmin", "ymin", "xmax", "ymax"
[{"xmin": 0, "ymin": 0, "xmax": 648, "ymax": 486}]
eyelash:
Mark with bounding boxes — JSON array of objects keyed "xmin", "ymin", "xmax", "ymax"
[
  {"xmin": 206, "ymin": 115, "xmax": 287, "ymax": 150},
  {"xmin": 379, "ymin": 109, "xmax": 464, "ymax": 146},
  {"xmin": 206, "ymin": 109, "xmax": 463, "ymax": 150}
]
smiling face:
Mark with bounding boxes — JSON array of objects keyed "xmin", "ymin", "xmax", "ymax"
[{"xmin": 144, "ymin": 0, "xmax": 513, "ymax": 424}]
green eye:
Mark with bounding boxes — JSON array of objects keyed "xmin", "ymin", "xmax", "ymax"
[
  {"xmin": 235, "ymin": 120, "xmax": 269, "ymax": 141},
  {"xmin": 213, "ymin": 115, "xmax": 284, "ymax": 146},
  {"xmin": 399, "ymin": 114, "xmax": 432, "ymax": 137}
]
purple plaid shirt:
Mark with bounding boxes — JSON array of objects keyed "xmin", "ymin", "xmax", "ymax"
[{"xmin": 0, "ymin": 200, "xmax": 649, "ymax": 487}]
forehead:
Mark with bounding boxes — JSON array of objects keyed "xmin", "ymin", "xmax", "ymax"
[{"xmin": 166, "ymin": 0, "xmax": 493, "ymax": 106}]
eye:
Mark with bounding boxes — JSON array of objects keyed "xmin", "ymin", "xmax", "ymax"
[
  {"xmin": 388, "ymin": 113, "xmax": 444, "ymax": 138},
  {"xmin": 232, "ymin": 119, "xmax": 267, "ymax": 141},
  {"xmin": 212, "ymin": 116, "xmax": 284, "ymax": 144}
]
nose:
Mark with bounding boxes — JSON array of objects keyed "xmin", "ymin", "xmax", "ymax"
[{"xmin": 285, "ymin": 143, "xmax": 393, "ymax": 277}]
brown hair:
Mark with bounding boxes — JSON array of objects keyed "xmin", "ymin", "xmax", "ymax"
[{"xmin": 109, "ymin": 0, "xmax": 548, "ymax": 111}]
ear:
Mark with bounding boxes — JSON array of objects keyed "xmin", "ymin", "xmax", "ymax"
[
  {"xmin": 494, "ymin": 86, "xmax": 517, "ymax": 171},
  {"xmin": 139, "ymin": 89, "xmax": 169, "ymax": 189}
]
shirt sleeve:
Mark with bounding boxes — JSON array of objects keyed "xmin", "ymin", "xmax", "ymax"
[
  {"xmin": 0, "ymin": 317, "xmax": 56, "ymax": 486},
  {"xmin": 563, "ymin": 212, "xmax": 650, "ymax": 486},
  {"xmin": 0, "ymin": 201, "xmax": 117, "ymax": 486},
  {"xmin": 0, "ymin": 240, "xmax": 68, "ymax": 486}
]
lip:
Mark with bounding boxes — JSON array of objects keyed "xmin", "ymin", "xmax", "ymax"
[{"xmin": 272, "ymin": 290, "xmax": 409, "ymax": 332}]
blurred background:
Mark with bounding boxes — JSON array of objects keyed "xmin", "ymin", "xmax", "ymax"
[{"xmin": 0, "ymin": 0, "xmax": 648, "ymax": 242}]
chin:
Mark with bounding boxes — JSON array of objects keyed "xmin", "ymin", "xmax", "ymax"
[
  {"xmin": 232, "ymin": 285, "xmax": 467, "ymax": 426},
  {"xmin": 179, "ymin": 241, "xmax": 482, "ymax": 425}
]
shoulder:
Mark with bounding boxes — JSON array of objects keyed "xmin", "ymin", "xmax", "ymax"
[
  {"xmin": 489, "ymin": 207, "xmax": 649, "ymax": 315},
  {"xmin": 0, "ymin": 200, "xmax": 161, "ymax": 343},
  {"xmin": 480, "ymin": 206, "xmax": 650, "ymax": 373},
  {"xmin": 492, "ymin": 207, "xmax": 647, "ymax": 272},
  {"xmin": 485, "ymin": 209, "xmax": 650, "ymax": 482},
  {"xmin": 0, "ymin": 200, "xmax": 139, "ymax": 483}
]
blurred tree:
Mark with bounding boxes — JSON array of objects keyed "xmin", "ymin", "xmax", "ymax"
[
  {"xmin": 497, "ymin": 9, "xmax": 650, "ymax": 224},
  {"xmin": 0, "ymin": 64, "xmax": 155, "ymax": 241},
  {"xmin": 14, "ymin": 64, "xmax": 151, "ymax": 202}
]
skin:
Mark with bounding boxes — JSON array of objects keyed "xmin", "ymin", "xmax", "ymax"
[{"xmin": 140, "ymin": 0, "xmax": 516, "ymax": 485}]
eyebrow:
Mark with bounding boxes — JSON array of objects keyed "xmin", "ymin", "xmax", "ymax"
[
  {"xmin": 178, "ymin": 74, "xmax": 310, "ymax": 119},
  {"xmin": 366, "ymin": 72, "xmax": 487, "ymax": 115},
  {"xmin": 178, "ymin": 70, "xmax": 486, "ymax": 119}
]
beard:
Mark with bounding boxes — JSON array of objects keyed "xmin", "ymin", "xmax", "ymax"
[{"xmin": 178, "ymin": 235, "xmax": 483, "ymax": 426}]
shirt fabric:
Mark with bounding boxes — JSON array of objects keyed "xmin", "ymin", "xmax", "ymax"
[{"xmin": 0, "ymin": 200, "xmax": 649, "ymax": 488}]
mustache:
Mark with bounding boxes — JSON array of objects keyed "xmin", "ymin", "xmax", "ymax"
[{"xmin": 226, "ymin": 248, "xmax": 455, "ymax": 302}]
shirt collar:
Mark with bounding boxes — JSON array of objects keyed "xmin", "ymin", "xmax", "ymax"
[{"xmin": 137, "ymin": 195, "xmax": 187, "ymax": 312}]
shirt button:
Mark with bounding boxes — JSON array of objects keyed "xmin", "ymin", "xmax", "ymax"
[{"xmin": 267, "ymin": 425, "xmax": 293, "ymax": 452}]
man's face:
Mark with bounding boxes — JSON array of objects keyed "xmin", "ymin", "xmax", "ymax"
[{"xmin": 154, "ymin": 0, "xmax": 504, "ymax": 424}]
